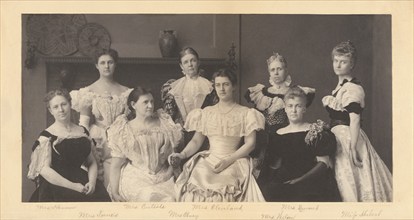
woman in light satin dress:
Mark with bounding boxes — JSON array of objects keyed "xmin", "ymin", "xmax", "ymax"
[
  {"xmin": 322, "ymin": 41, "xmax": 392, "ymax": 202},
  {"xmin": 169, "ymin": 69, "xmax": 265, "ymax": 202}
]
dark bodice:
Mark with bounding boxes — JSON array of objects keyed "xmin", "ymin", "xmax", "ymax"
[
  {"xmin": 268, "ymin": 132, "xmax": 316, "ymax": 180},
  {"xmin": 266, "ymin": 130, "xmax": 336, "ymax": 179},
  {"xmin": 258, "ymin": 129, "xmax": 339, "ymax": 202},
  {"xmin": 52, "ymin": 137, "xmax": 91, "ymax": 173},
  {"xmin": 32, "ymin": 129, "xmax": 91, "ymax": 183}
]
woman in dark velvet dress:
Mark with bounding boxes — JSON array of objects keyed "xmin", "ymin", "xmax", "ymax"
[
  {"xmin": 27, "ymin": 89, "xmax": 110, "ymax": 202},
  {"xmin": 257, "ymin": 86, "xmax": 340, "ymax": 202}
]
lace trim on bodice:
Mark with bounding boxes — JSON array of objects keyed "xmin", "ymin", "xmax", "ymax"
[
  {"xmin": 184, "ymin": 105, "xmax": 265, "ymax": 137},
  {"xmin": 168, "ymin": 76, "xmax": 213, "ymax": 120},
  {"xmin": 70, "ymin": 88, "xmax": 133, "ymax": 127},
  {"xmin": 107, "ymin": 110, "xmax": 182, "ymax": 173}
]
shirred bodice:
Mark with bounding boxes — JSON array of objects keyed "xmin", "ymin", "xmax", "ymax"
[{"xmin": 107, "ymin": 110, "xmax": 182, "ymax": 174}]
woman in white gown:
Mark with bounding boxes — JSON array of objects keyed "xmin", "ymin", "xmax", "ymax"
[
  {"xmin": 169, "ymin": 69, "xmax": 265, "ymax": 202},
  {"xmin": 107, "ymin": 87, "xmax": 182, "ymax": 202},
  {"xmin": 70, "ymin": 49, "xmax": 132, "ymax": 187},
  {"xmin": 322, "ymin": 41, "xmax": 392, "ymax": 202}
]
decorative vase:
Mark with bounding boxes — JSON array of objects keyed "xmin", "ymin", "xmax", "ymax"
[{"xmin": 159, "ymin": 30, "xmax": 178, "ymax": 58}]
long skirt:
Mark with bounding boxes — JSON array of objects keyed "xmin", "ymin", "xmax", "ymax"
[{"xmin": 332, "ymin": 125, "xmax": 393, "ymax": 202}]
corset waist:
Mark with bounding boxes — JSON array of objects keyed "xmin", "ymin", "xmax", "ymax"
[{"xmin": 330, "ymin": 119, "xmax": 350, "ymax": 127}]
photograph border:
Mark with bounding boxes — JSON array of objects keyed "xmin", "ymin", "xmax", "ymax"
[{"xmin": 1, "ymin": 1, "xmax": 413, "ymax": 220}]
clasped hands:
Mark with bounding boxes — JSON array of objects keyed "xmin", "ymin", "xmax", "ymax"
[
  {"xmin": 73, "ymin": 181, "xmax": 95, "ymax": 195},
  {"xmin": 168, "ymin": 153, "xmax": 234, "ymax": 173}
]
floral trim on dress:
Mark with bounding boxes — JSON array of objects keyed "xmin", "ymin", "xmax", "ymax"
[{"xmin": 305, "ymin": 119, "xmax": 336, "ymax": 168}]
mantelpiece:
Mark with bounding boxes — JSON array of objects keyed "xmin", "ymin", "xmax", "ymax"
[
  {"xmin": 43, "ymin": 56, "xmax": 226, "ymax": 65},
  {"xmin": 44, "ymin": 56, "xmax": 228, "ymax": 124}
]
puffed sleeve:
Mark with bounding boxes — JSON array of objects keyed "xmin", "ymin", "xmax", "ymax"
[
  {"xmin": 243, "ymin": 108, "xmax": 265, "ymax": 136},
  {"xmin": 314, "ymin": 131, "xmax": 337, "ymax": 168},
  {"xmin": 27, "ymin": 136, "xmax": 52, "ymax": 180},
  {"xmin": 245, "ymin": 84, "xmax": 272, "ymax": 111},
  {"xmin": 70, "ymin": 88, "xmax": 93, "ymax": 113},
  {"xmin": 183, "ymin": 108, "xmax": 203, "ymax": 133},
  {"xmin": 158, "ymin": 109, "xmax": 183, "ymax": 149},
  {"xmin": 341, "ymin": 83, "xmax": 365, "ymax": 114},
  {"xmin": 322, "ymin": 95, "xmax": 342, "ymax": 110},
  {"xmin": 107, "ymin": 115, "xmax": 128, "ymax": 158}
]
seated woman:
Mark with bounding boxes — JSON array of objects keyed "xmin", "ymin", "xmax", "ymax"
[
  {"xmin": 169, "ymin": 69, "xmax": 265, "ymax": 202},
  {"xmin": 257, "ymin": 86, "xmax": 340, "ymax": 202},
  {"xmin": 107, "ymin": 87, "xmax": 182, "ymax": 202},
  {"xmin": 27, "ymin": 89, "xmax": 110, "ymax": 202}
]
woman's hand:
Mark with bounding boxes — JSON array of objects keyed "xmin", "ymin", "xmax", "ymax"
[
  {"xmin": 349, "ymin": 112, "xmax": 363, "ymax": 168},
  {"xmin": 213, "ymin": 158, "xmax": 234, "ymax": 173},
  {"xmin": 284, "ymin": 177, "xmax": 302, "ymax": 185},
  {"xmin": 72, "ymin": 182, "xmax": 86, "ymax": 193},
  {"xmin": 351, "ymin": 146, "xmax": 363, "ymax": 168},
  {"xmin": 111, "ymin": 193, "xmax": 126, "ymax": 202},
  {"xmin": 84, "ymin": 182, "xmax": 96, "ymax": 195},
  {"xmin": 168, "ymin": 152, "xmax": 185, "ymax": 167}
]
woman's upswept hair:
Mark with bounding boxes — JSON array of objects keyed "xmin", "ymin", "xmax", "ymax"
[
  {"xmin": 126, "ymin": 86, "xmax": 153, "ymax": 120},
  {"xmin": 266, "ymin": 52, "xmax": 288, "ymax": 68},
  {"xmin": 93, "ymin": 48, "xmax": 119, "ymax": 64},
  {"xmin": 212, "ymin": 68, "xmax": 237, "ymax": 86},
  {"xmin": 284, "ymin": 86, "xmax": 307, "ymax": 105},
  {"xmin": 179, "ymin": 47, "xmax": 199, "ymax": 63},
  {"xmin": 331, "ymin": 40, "xmax": 357, "ymax": 66},
  {"xmin": 44, "ymin": 88, "xmax": 71, "ymax": 108}
]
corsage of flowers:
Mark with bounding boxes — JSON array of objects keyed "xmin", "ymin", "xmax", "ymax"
[{"xmin": 305, "ymin": 119, "xmax": 330, "ymax": 146}]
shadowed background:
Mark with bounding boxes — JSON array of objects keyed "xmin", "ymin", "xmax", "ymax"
[{"xmin": 22, "ymin": 14, "xmax": 391, "ymax": 201}]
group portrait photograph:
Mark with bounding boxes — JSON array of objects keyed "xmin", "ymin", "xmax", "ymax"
[{"xmin": 1, "ymin": 1, "xmax": 413, "ymax": 220}]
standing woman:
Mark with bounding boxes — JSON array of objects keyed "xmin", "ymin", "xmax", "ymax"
[
  {"xmin": 322, "ymin": 41, "xmax": 392, "ymax": 202},
  {"xmin": 70, "ymin": 49, "xmax": 132, "ymax": 188},
  {"xmin": 161, "ymin": 47, "xmax": 216, "ymax": 149},
  {"xmin": 107, "ymin": 87, "xmax": 182, "ymax": 202},
  {"xmin": 27, "ymin": 89, "xmax": 110, "ymax": 202},
  {"xmin": 169, "ymin": 69, "xmax": 265, "ymax": 202},
  {"xmin": 246, "ymin": 53, "xmax": 295, "ymax": 133}
]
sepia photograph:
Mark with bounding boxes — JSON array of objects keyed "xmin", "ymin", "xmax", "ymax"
[{"xmin": 1, "ymin": 1, "xmax": 413, "ymax": 220}]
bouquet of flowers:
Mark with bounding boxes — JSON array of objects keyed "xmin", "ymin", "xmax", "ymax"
[{"xmin": 305, "ymin": 119, "xmax": 330, "ymax": 146}]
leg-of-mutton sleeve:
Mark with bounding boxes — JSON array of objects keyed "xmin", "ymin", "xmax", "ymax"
[{"xmin": 27, "ymin": 136, "xmax": 52, "ymax": 181}]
